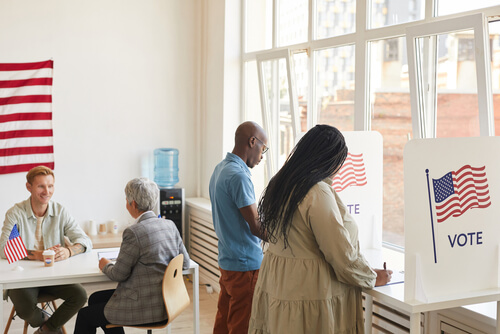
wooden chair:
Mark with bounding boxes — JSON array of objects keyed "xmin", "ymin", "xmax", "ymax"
[
  {"xmin": 106, "ymin": 254, "xmax": 191, "ymax": 334},
  {"xmin": 3, "ymin": 293, "xmax": 67, "ymax": 334}
]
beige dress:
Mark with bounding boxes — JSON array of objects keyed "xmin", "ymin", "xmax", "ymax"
[{"xmin": 248, "ymin": 179, "xmax": 376, "ymax": 334}]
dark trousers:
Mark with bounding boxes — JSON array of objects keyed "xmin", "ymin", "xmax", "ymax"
[
  {"xmin": 8, "ymin": 284, "xmax": 87, "ymax": 331},
  {"xmin": 213, "ymin": 268, "xmax": 259, "ymax": 334},
  {"xmin": 74, "ymin": 289, "xmax": 124, "ymax": 334}
]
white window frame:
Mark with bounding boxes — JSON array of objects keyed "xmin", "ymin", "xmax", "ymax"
[
  {"xmin": 241, "ymin": 0, "xmax": 500, "ymax": 247},
  {"xmin": 406, "ymin": 13, "xmax": 494, "ymax": 138},
  {"xmin": 256, "ymin": 49, "xmax": 301, "ymax": 176}
]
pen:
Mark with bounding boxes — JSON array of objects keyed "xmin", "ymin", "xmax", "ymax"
[{"xmin": 383, "ymin": 262, "xmax": 386, "ymax": 270}]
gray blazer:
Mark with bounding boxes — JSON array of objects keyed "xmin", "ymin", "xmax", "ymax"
[{"xmin": 102, "ymin": 211, "xmax": 190, "ymax": 325}]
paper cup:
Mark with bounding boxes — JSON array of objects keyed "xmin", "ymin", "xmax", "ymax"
[
  {"xmin": 98, "ymin": 223, "xmax": 107, "ymax": 235},
  {"xmin": 42, "ymin": 249, "xmax": 55, "ymax": 267}
]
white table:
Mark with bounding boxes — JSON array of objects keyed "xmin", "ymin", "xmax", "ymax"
[
  {"xmin": 362, "ymin": 247, "xmax": 500, "ymax": 333},
  {"xmin": 0, "ymin": 248, "xmax": 200, "ymax": 334},
  {"xmin": 364, "ymin": 283, "xmax": 500, "ymax": 333}
]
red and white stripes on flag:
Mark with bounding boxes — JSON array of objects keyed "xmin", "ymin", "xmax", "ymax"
[
  {"xmin": 332, "ymin": 153, "xmax": 367, "ymax": 192},
  {"xmin": 0, "ymin": 60, "xmax": 54, "ymax": 175},
  {"xmin": 4, "ymin": 224, "xmax": 28, "ymax": 264},
  {"xmin": 432, "ymin": 165, "xmax": 491, "ymax": 223}
]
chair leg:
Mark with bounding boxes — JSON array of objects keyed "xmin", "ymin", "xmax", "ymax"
[
  {"xmin": 23, "ymin": 320, "xmax": 29, "ymax": 334},
  {"xmin": 3, "ymin": 306, "xmax": 16, "ymax": 334},
  {"xmin": 6, "ymin": 299, "xmax": 67, "ymax": 334},
  {"xmin": 50, "ymin": 300, "xmax": 57, "ymax": 311}
]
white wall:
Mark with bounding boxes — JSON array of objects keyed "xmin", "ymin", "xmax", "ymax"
[
  {"xmin": 200, "ymin": 0, "xmax": 242, "ymax": 198},
  {"xmin": 200, "ymin": 0, "xmax": 225, "ymax": 200},
  {"xmin": 0, "ymin": 0, "xmax": 200, "ymax": 231}
]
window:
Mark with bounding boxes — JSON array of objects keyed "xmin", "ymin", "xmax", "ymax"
[
  {"xmin": 278, "ymin": 0, "xmax": 308, "ymax": 47},
  {"xmin": 490, "ymin": 20, "xmax": 500, "ymax": 136},
  {"xmin": 314, "ymin": 46, "xmax": 356, "ymax": 131},
  {"xmin": 245, "ymin": 0, "xmax": 273, "ymax": 52},
  {"xmin": 315, "ymin": 0, "xmax": 356, "ymax": 39},
  {"xmin": 406, "ymin": 14, "xmax": 494, "ymax": 138},
  {"xmin": 437, "ymin": 0, "xmax": 499, "ymax": 16},
  {"xmin": 256, "ymin": 50, "xmax": 301, "ymax": 176},
  {"xmin": 368, "ymin": 0, "xmax": 424, "ymax": 28},
  {"xmin": 242, "ymin": 0, "xmax": 500, "ymax": 248},
  {"xmin": 369, "ymin": 37, "xmax": 412, "ymax": 245}
]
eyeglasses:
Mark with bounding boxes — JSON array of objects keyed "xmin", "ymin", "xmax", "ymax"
[{"xmin": 254, "ymin": 136, "xmax": 269, "ymax": 154}]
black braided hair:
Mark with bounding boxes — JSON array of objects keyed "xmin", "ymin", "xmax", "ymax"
[{"xmin": 258, "ymin": 124, "xmax": 348, "ymax": 249}]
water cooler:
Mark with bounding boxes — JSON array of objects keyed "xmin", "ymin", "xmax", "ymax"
[
  {"xmin": 154, "ymin": 148, "xmax": 185, "ymax": 241},
  {"xmin": 159, "ymin": 188, "xmax": 185, "ymax": 241}
]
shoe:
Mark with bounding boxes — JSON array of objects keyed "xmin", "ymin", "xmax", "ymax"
[{"xmin": 33, "ymin": 325, "xmax": 63, "ymax": 334}]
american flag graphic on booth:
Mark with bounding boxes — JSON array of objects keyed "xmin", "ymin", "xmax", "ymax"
[
  {"xmin": 0, "ymin": 60, "xmax": 54, "ymax": 175},
  {"xmin": 332, "ymin": 153, "xmax": 367, "ymax": 192},
  {"xmin": 432, "ymin": 165, "xmax": 491, "ymax": 223}
]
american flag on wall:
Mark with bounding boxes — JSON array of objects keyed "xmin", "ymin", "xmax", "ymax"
[
  {"xmin": 332, "ymin": 153, "xmax": 367, "ymax": 192},
  {"xmin": 0, "ymin": 60, "xmax": 54, "ymax": 175},
  {"xmin": 4, "ymin": 224, "xmax": 28, "ymax": 264},
  {"xmin": 432, "ymin": 165, "xmax": 491, "ymax": 223}
]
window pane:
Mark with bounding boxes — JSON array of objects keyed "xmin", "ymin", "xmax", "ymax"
[
  {"xmin": 244, "ymin": 61, "xmax": 267, "ymax": 198},
  {"xmin": 278, "ymin": 0, "xmax": 308, "ymax": 47},
  {"xmin": 432, "ymin": 31, "xmax": 480, "ymax": 137},
  {"xmin": 369, "ymin": 37, "xmax": 412, "ymax": 247},
  {"xmin": 315, "ymin": 0, "xmax": 356, "ymax": 39},
  {"xmin": 293, "ymin": 52, "xmax": 309, "ymax": 132},
  {"xmin": 261, "ymin": 58, "xmax": 295, "ymax": 168},
  {"xmin": 314, "ymin": 45, "xmax": 355, "ymax": 131},
  {"xmin": 490, "ymin": 21, "xmax": 500, "ymax": 136},
  {"xmin": 437, "ymin": 0, "xmax": 499, "ymax": 16},
  {"xmin": 244, "ymin": 61, "xmax": 263, "ymax": 125},
  {"xmin": 369, "ymin": 0, "xmax": 424, "ymax": 29},
  {"xmin": 245, "ymin": 0, "xmax": 273, "ymax": 52}
]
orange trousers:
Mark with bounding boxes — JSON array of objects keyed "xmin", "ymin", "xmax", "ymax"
[{"xmin": 213, "ymin": 268, "xmax": 259, "ymax": 334}]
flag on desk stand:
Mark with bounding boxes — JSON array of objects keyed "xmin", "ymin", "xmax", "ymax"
[{"xmin": 4, "ymin": 224, "xmax": 27, "ymax": 264}]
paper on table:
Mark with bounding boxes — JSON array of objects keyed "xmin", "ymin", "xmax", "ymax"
[
  {"xmin": 98, "ymin": 250, "xmax": 119, "ymax": 261},
  {"xmin": 386, "ymin": 270, "xmax": 405, "ymax": 285}
]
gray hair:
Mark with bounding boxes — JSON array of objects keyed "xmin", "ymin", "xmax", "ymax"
[{"xmin": 125, "ymin": 177, "xmax": 159, "ymax": 212}]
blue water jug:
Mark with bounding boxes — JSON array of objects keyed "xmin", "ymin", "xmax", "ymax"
[{"xmin": 154, "ymin": 148, "xmax": 179, "ymax": 188}]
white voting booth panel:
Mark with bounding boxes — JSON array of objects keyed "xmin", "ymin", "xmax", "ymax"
[
  {"xmin": 404, "ymin": 137, "xmax": 500, "ymax": 303},
  {"xmin": 335, "ymin": 131, "xmax": 383, "ymax": 252}
]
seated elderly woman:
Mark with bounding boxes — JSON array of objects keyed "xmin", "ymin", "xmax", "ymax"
[{"xmin": 74, "ymin": 177, "xmax": 190, "ymax": 334}]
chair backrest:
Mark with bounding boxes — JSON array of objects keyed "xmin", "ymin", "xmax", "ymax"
[{"xmin": 163, "ymin": 254, "xmax": 191, "ymax": 325}]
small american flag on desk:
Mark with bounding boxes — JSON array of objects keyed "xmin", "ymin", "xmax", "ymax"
[
  {"xmin": 432, "ymin": 165, "xmax": 491, "ymax": 223},
  {"xmin": 4, "ymin": 224, "xmax": 28, "ymax": 264}
]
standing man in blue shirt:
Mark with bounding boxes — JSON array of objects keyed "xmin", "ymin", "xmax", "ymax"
[{"xmin": 209, "ymin": 121, "xmax": 268, "ymax": 334}]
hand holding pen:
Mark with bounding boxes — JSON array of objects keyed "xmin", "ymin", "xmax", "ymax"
[{"xmin": 374, "ymin": 261, "xmax": 393, "ymax": 286}]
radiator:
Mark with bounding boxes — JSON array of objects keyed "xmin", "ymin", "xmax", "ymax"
[
  {"xmin": 363, "ymin": 296, "xmax": 424, "ymax": 333},
  {"xmin": 187, "ymin": 210, "xmax": 221, "ymax": 292}
]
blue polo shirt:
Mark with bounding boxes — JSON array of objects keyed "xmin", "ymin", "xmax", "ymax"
[{"xmin": 209, "ymin": 153, "xmax": 263, "ymax": 271}]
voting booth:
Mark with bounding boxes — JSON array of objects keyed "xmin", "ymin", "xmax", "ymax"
[
  {"xmin": 335, "ymin": 131, "xmax": 384, "ymax": 251},
  {"xmin": 404, "ymin": 137, "xmax": 500, "ymax": 303}
]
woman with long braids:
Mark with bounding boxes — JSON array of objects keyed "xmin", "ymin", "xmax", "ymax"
[{"xmin": 248, "ymin": 125, "xmax": 392, "ymax": 334}]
